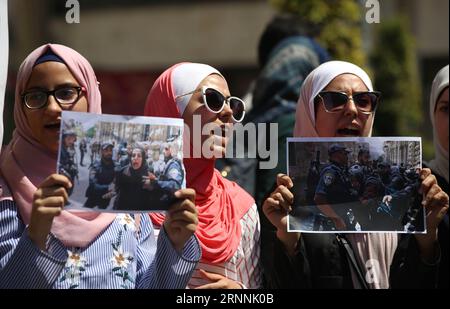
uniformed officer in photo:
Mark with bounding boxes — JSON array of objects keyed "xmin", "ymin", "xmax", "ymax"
[
  {"xmin": 314, "ymin": 144, "xmax": 355, "ymax": 230},
  {"xmin": 59, "ymin": 130, "xmax": 78, "ymax": 195},
  {"xmin": 84, "ymin": 141, "xmax": 117, "ymax": 209},
  {"xmin": 145, "ymin": 142, "xmax": 184, "ymax": 204}
]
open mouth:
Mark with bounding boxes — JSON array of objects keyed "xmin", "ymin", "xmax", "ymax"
[
  {"xmin": 44, "ymin": 122, "xmax": 61, "ymax": 131},
  {"xmin": 337, "ymin": 128, "xmax": 360, "ymax": 136}
]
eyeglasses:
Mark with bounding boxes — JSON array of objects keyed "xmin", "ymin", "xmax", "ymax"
[
  {"xmin": 22, "ymin": 86, "xmax": 85, "ymax": 110},
  {"xmin": 176, "ymin": 86, "xmax": 246, "ymax": 123},
  {"xmin": 315, "ymin": 91, "xmax": 381, "ymax": 114}
]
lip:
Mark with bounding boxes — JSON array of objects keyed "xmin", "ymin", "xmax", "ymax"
[
  {"xmin": 44, "ymin": 121, "xmax": 61, "ymax": 128},
  {"xmin": 336, "ymin": 124, "xmax": 361, "ymax": 137}
]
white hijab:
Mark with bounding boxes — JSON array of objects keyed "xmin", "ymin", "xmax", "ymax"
[
  {"xmin": 294, "ymin": 60, "xmax": 374, "ymax": 137},
  {"xmin": 172, "ymin": 63, "xmax": 222, "ymax": 116},
  {"xmin": 428, "ymin": 65, "xmax": 449, "ymax": 183}
]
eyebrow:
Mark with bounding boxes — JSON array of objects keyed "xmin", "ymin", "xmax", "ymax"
[{"xmin": 24, "ymin": 82, "xmax": 80, "ymax": 91}]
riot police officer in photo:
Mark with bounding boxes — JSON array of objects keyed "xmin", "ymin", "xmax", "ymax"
[
  {"xmin": 84, "ymin": 142, "xmax": 117, "ymax": 209},
  {"xmin": 356, "ymin": 148, "xmax": 374, "ymax": 179},
  {"xmin": 146, "ymin": 142, "xmax": 184, "ymax": 203},
  {"xmin": 305, "ymin": 150, "xmax": 322, "ymax": 205},
  {"xmin": 59, "ymin": 130, "xmax": 78, "ymax": 196},
  {"xmin": 314, "ymin": 144, "xmax": 356, "ymax": 230}
]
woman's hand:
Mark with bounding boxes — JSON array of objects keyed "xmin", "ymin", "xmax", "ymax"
[
  {"xmin": 262, "ymin": 174, "xmax": 299, "ymax": 255},
  {"xmin": 28, "ymin": 174, "xmax": 72, "ymax": 250},
  {"xmin": 163, "ymin": 188, "xmax": 198, "ymax": 253},
  {"xmin": 415, "ymin": 168, "xmax": 449, "ymax": 262},
  {"xmin": 195, "ymin": 269, "xmax": 242, "ymax": 289}
]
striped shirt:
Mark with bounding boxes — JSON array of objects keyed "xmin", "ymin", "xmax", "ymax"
[
  {"xmin": 0, "ymin": 200, "xmax": 201, "ymax": 289},
  {"xmin": 155, "ymin": 204, "xmax": 262, "ymax": 289}
]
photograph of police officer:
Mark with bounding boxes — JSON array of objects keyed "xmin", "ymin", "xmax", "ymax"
[
  {"xmin": 287, "ymin": 137, "xmax": 424, "ymax": 233},
  {"xmin": 58, "ymin": 130, "xmax": 78, "ymax": 196},
  {"xmin": 84, "ymin": 142, "xmax": 117, "ymax": 209},
  {"xmin": 57, "ymin": 112, "xmax": 185, "ymax": 212}
]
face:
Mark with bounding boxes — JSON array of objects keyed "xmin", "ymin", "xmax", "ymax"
[
  {"xmin": 164, "ymin": 146, "xmax": 171, "ymax": 158},
  {"xmin": 332, "ymin": 150, "xmax": 348, "ymax": 166},
  {"xmin": 364, "ymin": 184, "xmax": 378, "ymax": 199},
  {"xmin": 434, "ymin": 87, "xmax": 449, "ymax": 153},
  {"xmin": 380, "ymin": 165, "xmax": 390, "ymax": 175},
  {"xmin": 182, "ymin": 74, "xmax": 233, "ymax": 159},
  {"xmin": 351, "ymin": 178, "xmax": 361, "ymax": 190},
  {"xmin": 131, "ymin": 149, "xmax": 143, "ymax": 170},
  {"xmin": 315, "ymin": 74, "xmax": 373, "ymax": 137},
  {"xmin": 23, "ymin": 61, "xmax": 88, "ymax": 154},
  {"xmin": 102, "ymin": 146, "xmax": 113, "ymax": 161},
  {"xmin": 359, "ymin": 152, "xmax": 370, "ymax": 165},
  {"xmin": 64, "ymin": 135, "xmax": 76, "ymax": 147}
]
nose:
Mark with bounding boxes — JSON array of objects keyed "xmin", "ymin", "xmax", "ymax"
[
  {"xmin": 343, "ymin": 95, "xmax": 358, "ymax": 119},
  {"xmin": 219, "ymin": 101, "xmax": 233, "ymax": 123},
  {"xmin": 45, "ymin": 94, "xmax": 63, "ymax": 114}
]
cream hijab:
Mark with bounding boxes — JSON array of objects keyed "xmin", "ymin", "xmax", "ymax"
[
  {"xmin": 294, "ymin": 60, "xmax": 375, "ymax": 137},
  {"xmin": 428, "ymin": 65, "xmax": 449, "ymax": 183}
]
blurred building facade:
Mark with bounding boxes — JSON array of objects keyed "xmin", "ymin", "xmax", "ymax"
[{"xmin": 3, "ymin": 0, "xmax": 449, "ymax": 150}]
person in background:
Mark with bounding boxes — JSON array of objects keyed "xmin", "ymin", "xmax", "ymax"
[
  {"xmin": 216, "ymin": 14, "xmax": 330, "ymax": 208},
  {"xmin": 417, "ymin": 64, "xmax": 448, "ymax": 288},
  {"xmin": 78, "ymin": 137, "xmax": 87, "ymax": 167},
  {"xmin": 0, "ymin": 44, "xmax": 200, "ymax": 289}
]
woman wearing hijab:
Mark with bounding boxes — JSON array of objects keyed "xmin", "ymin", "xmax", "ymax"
[
  {"xmin": 0, "ymin": 44, "xmax": 200, "ymax": 289},
  {"xmin": 261, "ymin": 61, "xmax": 448, "ymax": 289},
  {"xmin": 144, "ymin": 62, "xmax": 262, "ymax": 289},
  {"xmin": 425, "ymin": 65, "xmax": 449, "ymax": 194},
  {"xmin": 0, "ymin": 0, "xmax": 7, "ymax": 150},
  {"xmin": 423, "ymin": 65, "xmax": 448, "ymax": 288},
  {"xmin": 114, "ymin": 145, "xmax": 161, "ymax": 211}
]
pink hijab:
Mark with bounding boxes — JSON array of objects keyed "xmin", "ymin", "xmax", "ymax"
[
  {"xmin": 0, "ymin": 44, "xmax": 115, "ymax": 248},
  {"xmin": 144, "ymin": 63, "xmax": 255, "ymax": 264}
]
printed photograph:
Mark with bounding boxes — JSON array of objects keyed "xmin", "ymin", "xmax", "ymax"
[
  {"xmin": 57, "ymin": 111, "xmax": 185, "ymax": 212},
  {"xmin": 287, "ymin": 137, "xmax": 425, "ymax": 233}
]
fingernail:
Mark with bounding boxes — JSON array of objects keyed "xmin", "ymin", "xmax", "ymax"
[{"xmin": 174, "ymin": 190, "xmax": 181, "ymax": 198}]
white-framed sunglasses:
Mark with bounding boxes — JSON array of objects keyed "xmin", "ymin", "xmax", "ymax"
[{"xmin": 176, "ymin": 86, "xmax": 246, "ymax": 123}]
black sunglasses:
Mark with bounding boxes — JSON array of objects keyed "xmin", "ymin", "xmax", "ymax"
[
  {"xmin": 177, "ymin": 86, "xmax": 246, "ymax": 122},
  {"xmin": 316, "ymin": 91, "xmax": 381, "ymax": 114}
]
